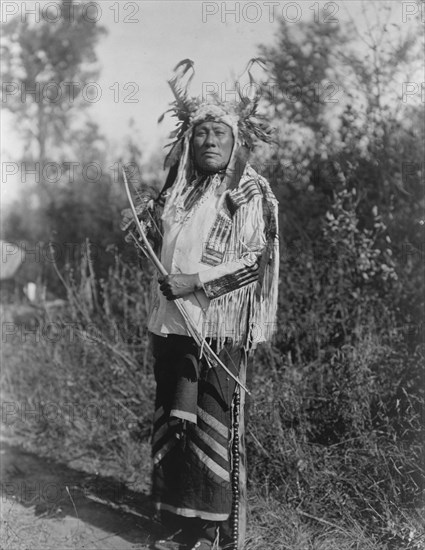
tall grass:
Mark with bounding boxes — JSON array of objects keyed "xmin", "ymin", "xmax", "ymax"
[
  {"xmin": 2, "ymin": 249, "xmax": 155, "ymax": 492},
  {"xmin": 2, "ymin": 216, "xmax": 424, "ymax": 548}
]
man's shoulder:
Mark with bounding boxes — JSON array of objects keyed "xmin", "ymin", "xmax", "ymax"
[
  {"xmin": 226, "ymin": 164, "xmax": 277, "ymax": 214},
  {"xmin": 235, "ymin": 164, "xmax": 277, "ymax": 204}
]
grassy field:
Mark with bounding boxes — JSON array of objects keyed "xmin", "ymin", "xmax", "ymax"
[{"xmin": 1, "ymin": 252, "xmax": 423, "ymax": 549}]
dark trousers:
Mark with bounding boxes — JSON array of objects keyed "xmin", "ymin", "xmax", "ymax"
[{"xmin": 150, "ymin": 333, "xmax": 245, "ymax": 542}]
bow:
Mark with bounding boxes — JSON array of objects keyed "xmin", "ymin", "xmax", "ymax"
[{"xmin": 122, "ymin": 169, "xmax": 250, "ymax": 395}]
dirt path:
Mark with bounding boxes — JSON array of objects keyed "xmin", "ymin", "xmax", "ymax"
[{"xmin": 1, "ymin": 442, "xmax": 162, "ymax": 549}]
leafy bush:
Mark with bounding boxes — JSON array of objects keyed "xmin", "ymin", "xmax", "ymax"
[{"xmin": 276, "ymin": 187, "xmax": 397, "ymax": 364}]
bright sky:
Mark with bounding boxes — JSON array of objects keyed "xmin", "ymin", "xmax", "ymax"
[
  {"xmin": 1, "ymin": 0, "xmax": 421, "ymax": 205},
  {"xmin": 92, "ymin": 0, "xmax": 282, "ymax": 154}
]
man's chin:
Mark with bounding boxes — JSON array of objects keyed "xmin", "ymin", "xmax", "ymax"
[{"xmin": 198, "ymin": 160, "xmax": 227, "ymax": 174}]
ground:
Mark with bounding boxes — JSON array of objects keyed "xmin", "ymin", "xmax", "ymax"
[{"xmin": 0, "ymin": 438, "xmax": 162, "ymax": 550}]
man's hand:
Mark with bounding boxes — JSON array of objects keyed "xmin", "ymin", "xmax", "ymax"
[
  {"xmin": 158, "ymin": 273, "xmax": 202, "ymax": 300},
  {"xmin": 120, "ymin": 197, "xmax": 154, "ymax": 243}
]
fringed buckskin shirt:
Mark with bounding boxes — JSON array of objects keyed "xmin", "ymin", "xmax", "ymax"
[{"xmin": 147, "ymin": 164, "xmax": 279, "ymax": 350}]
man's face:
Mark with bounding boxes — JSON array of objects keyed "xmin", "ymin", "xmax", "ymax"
[{"xmin": 192, "ymin": 121, "xmax": 234, "ymax": 173}]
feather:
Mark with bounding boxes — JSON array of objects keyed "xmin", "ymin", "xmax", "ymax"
[
  {"xmin": 164, "ymin": 140, "xmax": 184, "ymax": 169},
  {"xmin": 168, "ymin": 59, "xmax": 196, "ymax": 120}
]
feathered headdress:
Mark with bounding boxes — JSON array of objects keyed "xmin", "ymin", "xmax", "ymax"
[{"xmin": 159, "ymin": 58, "xmax": 275, "ymax": 169}]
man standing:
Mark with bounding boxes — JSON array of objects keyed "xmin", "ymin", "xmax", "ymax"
[{"xmin": 121, "ymin": 61, "xmax": 279, "ymax": 550}]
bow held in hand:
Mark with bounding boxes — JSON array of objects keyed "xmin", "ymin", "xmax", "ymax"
[
  {"xmin": 120, "ymin": 195, "xmax": 155, "ymax": 245},
  {"xmin": 158, "ymin": 273, "xmax": 202, "ymax": 300}
]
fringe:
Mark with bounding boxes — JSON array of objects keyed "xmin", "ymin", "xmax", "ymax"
[
  {"xmin": 212, "ymin": 527, "xmax": 220, "ymax": 549},
  {"xmin": 203, "ymin": 193, "xmax": 279, "ymax": 351}
]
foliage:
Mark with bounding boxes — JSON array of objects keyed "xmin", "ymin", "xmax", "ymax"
[
  {"xmin": 1, "ymin": 0, "xmax": 130, "ymax": 294},
  {"xmin": 257, "ymin": 2, "xmax": 423, "ymax": 340},
  {"xmin": 1, "ymin": 0, "xmax": 107, "ymax": 163},
  {"xmin": 2, "ymin": 250, "xmax": 155, "ymax": 490}
]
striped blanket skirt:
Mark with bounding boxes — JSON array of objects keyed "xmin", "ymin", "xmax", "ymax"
[{"xmin": 150, "ymin": 333, "xmax": 246, "ymax": 531}]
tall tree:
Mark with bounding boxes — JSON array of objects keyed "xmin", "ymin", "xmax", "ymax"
[
  {"xmin": 1, "ymin": 0, "xmax": 107, "ymax": 168},
  {"xmin": 258, "ymin": 2, "xmax": 422, "ymax": 239},
  {"xmin": 1, "ymin": 0, "xmax": 127, "ymax": 292}
]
